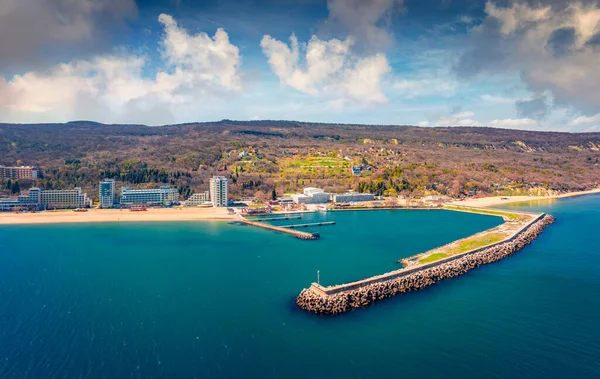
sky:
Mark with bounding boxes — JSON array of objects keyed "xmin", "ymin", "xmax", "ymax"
[{"xmin": 1, "ymin": 0, "xmax": 600, "ymax": 132}]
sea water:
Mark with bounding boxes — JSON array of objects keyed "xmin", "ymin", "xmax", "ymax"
[{"xmin": 0, "ymin": 201, "xmax": 598, "ymax": 378}]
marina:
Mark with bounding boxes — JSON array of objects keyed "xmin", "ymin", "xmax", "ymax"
[{"xmin": 296, "ymin": 208, "xmax": 555, "ymax": 314}]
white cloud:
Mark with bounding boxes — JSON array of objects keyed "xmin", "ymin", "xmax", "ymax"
[
  {"xmin": 569, "ymin": 112, "xmax": 600, "ymax": 126},
  {"xmin": 583, "ymin": 124, "xmax": 600, "ymax": 132},
  {"xmin": 434, "ymin": 111, "xmax": 484, "ymax": 126},
  {"xmin": 394, "ymin": 78, "xmax": 457, "ymax": 98},
  {"xmin": 485, "ymin": 1, "xmax": 551, "ymax": 36},
  {"xmin": 428, "ymin": 111, "xmax": 539, "ymax": 130},
  {"xmin": 489, "ymin": 118, "xmax": 538, "ymax": 129},
  {"xmin": 158, "ymin": 14, "xmax": 241, "ymax": 91},
  {"xmin": 260, "ymin": 34, "xmax": 391, "ymax": 105},
  {"xmin": 480, "ymin": 94, "xmax": 515, "ymax": 104},
  {"xmin": 417, "ymin": 121, "xmax": 429, "ymax": 127},
  {"xmin": 0, "ymin": 14, "xmax": 242, "ymax": 124}
]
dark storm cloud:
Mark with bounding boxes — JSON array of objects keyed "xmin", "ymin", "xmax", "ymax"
[
  {"xmin": 0, "ymin": 0, "xmax": 138, "ymax": 73},
  {"xmin": 516, "ymin": 96, "xmax": 548, "ymax": 120},
  {"xmin": 320, "ymin": 0, "xmax": 404, "ymax": 52},
  {"xmin": 546, "ymin": 27, "xmax": 576, "ymax": 57},
  {"xmin": 454, "ymin": 17, "xmax": 512, "ymax": 78},
  {"xmin": 586, "ymin": 32, "xmax": 600, "ymax": 47},
  {"xmin": 455, "ymin": 0, "xmax": 600, "ymax": 114}
]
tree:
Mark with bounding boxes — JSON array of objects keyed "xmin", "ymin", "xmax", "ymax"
[
  {"xmin": 6, "ymin": 179, "xmax": 11, "ymax": 190},
  {"xmin": 11, "ymin": 181, "xmax": 20, "ymax": 194},
  {"xmin": 271, "ymin": 189, "xmax": 277, "ymax": 201}
]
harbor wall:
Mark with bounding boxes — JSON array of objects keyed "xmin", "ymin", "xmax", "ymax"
[
  {"xmin": 297, "ymin": 214, "xmax": 554, "ymax": 314},
  {"xmin": 238, "ymin": 217, "xmax": 319, "ymax": 240},
  {"xmin": 321, "ymin": 213, "xmax": 545, "ymax": 296}
]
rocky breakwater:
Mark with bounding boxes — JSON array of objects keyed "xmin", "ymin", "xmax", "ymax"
[{"xmin": 297, "ymin": 214, "xmax": 555, "ymax": 315}]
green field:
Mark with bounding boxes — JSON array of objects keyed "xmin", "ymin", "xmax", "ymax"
[
  {"xmin": 419, "ymin": 253, "xmax": 449, "ymax": 263},
  {"xmin": 418, "ymin": 231, "xmax": 508, "ymax": 264},
  {"xmin": 445, "ymin": 232, "xmax": 508, "ymax": 255},
  {"xmin": 280, "ymin": 156, "xmax": 350, "ymax": 177}
]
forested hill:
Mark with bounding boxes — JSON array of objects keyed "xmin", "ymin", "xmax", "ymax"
[{"xmin": 1, "ymin": 120, "xmax": 599, "ymax": 200}]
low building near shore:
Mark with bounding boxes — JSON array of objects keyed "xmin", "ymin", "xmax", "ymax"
[
  {"xmin": 0, "ymin": 198, "xmax": 21, "ymax": 212},
  {"xmin": 422, "ymin": 195, "xmax": 451, "ymax": 203},
  {"xmin": 120, "ymin": 186, "xmax": 179, "ymax": 207},
  {"xmin": 241, "ymin": 206, "xmax": 272, "ymax": 215},
  {"xmin": 292, "ymin": 188, "xmax": 331, "ymax": 204},
  {"xmin": 184, "ymin": 191, "xmax": 211, "ymax": 207},
  {"xmin": 1, "ymin": 187, "xmax": 91, "ymax": 211},
  {"xmin": 332, "ymin": 192, "xmax": 374, "ymax": 203}
]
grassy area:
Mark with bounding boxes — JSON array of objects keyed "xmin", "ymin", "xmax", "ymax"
[
  {"xmin": 280, "ymin": 156, "xmax": 350, "ymax": 177},
  {"xmin": 417, "ymin": 231, "xmax": 508, "ymax": 265},
  {"xmin": 446, "ymin": 232, "xmax": 508, "ymax": 255},
  {"xmin": 445, "ymin": 205, "xmax": 525, "ymax": 221},
  {"xmin": 419, "ymin": 253, "xmax": 449, "ymax": 264}
]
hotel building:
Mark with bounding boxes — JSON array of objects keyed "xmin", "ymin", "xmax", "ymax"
[
  {"xmin": 0, "ymin": 199, "xmax": 20, "ymax": 211},
  {"xmin": 0, "ymin": 187, "xmax": 90, "ymax": 211},
  {"xmin": 184, "ymin": 191, "xmax": 211, "ymax": 206},
  {"xmin": 209, "ymin": 176, "xmax": 228, "ymax": 207},
  {"xmin": 119, "ymin": 186, "xmax": 179, "ymax": 206},
  {"xmin": 39, "ymin": 188, "xmax": 90, "ymax": 210},
  {"xmin": 99, "ymin": 179, "xmax": 116, "ymax": 208},
  {"xmin": 0, "ymin": 166, "xmax": 40, "ymax": 180}
]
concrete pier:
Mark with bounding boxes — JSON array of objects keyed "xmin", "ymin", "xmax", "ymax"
[
  {"xmin": 297, "ymin": 213, "xmax": 555, "ymax": 314},
  {"xmin": 237, "ymin": 216, "xmax": 319, "ymax": 240},
  {"xmin": 248, "ymin": 215, "xmax": 302, "ymax": 221},
  {"xmin": 282, "ymin": 221, "xmax": 336, "ymax": 229}
]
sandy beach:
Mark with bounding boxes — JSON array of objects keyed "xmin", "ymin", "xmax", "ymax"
[
  {"xmin": 449, "ymin": 188, "xmax": 600, "ymax": 208},
  {"xmin": 2, "ymin": 188, "xmax": 599, "ymax": 225},
  {"xmin": 0, "ymin": 207, "xmax": 235, "ymax": 225}
]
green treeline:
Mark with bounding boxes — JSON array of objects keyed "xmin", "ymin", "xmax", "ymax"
[
  {"xmin": 101, "ymin": 168, "xmax": 192, "ymax": 185},
  {"xmin": 5, "ymin": 179, "xmax": 20, "ymax": 194}
]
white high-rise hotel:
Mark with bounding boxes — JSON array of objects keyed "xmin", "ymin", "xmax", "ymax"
[
  {"xmin": 209, "ymin": 176, "xmax": 228, "ymax": 207},
  {"xmin": 99, "ymin": 179, "xmax": 115, "ymax": 208}
]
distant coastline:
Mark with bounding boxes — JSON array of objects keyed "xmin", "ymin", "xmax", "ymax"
[
  {"xmin": 1, "ymin": 188, "xmax": 599, "ymax": 226},
  {"xmin": 450, "ymin": 188, "xmax": 600, "ymax": 208}
]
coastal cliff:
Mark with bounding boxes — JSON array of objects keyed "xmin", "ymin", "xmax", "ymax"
[{"xmin": 297, "ymin": 214, "xmax": 555, "ymax": 315}]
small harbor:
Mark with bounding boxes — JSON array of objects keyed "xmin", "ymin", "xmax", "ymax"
[
  {"xmin": 296, "ymin": 207, "xmax": 555, "ymax": 314},
  {"xmin": 237, "ymin": 214, "xmax": 320, "ymax": 240}
]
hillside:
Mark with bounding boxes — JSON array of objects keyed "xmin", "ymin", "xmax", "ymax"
[{"xmin": 1, "ymin": 120, "xmax": 599, "ymax": 200}]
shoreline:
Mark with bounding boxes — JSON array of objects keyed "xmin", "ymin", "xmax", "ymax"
[
  {"xmin": 1, "ymin": 188, "xmax": 598, "ymax": 226},
  {"xmin": 450, "ymin": 188, "xmax": 600, "ymax": 208},
  {"xmin": 0, "ymin": 207, "xmax": 235, "ymax": 225}
]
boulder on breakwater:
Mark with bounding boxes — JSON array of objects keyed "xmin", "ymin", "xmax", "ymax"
[{"xmin": 296, "ymin": 215, "xmax": 555, "ymax": 315}]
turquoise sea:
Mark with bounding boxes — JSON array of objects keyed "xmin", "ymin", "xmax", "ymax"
[{"xmin": 1, "ymin": 197, "xmax": 599, "ymax": 378}]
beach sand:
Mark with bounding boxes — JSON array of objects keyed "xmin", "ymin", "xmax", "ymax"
[
  {"xmin": 2, "ymin": 188, "xmax": 600, "ymax": 225},
  {"xmin": 0, "ymin": 207, "xmax": 235, "ymax": 225},
  {"xmin": 450, "ymin": 188, "xmax": 600, "ymax": 208}
]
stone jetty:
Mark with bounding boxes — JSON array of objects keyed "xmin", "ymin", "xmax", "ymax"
[
  {"xmin": 238, "ymin": 216, "xmax": 319, "ymax": 240},
  {"xmin": 297, "ymin": 214, "xmax": 555, "ymax": 314}
]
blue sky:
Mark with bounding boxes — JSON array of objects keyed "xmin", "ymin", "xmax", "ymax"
[{"xmin": 1, "ymin": 0, "xmax": 600, "ymax": 132}]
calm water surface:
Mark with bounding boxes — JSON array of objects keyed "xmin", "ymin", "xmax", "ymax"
[{"xmin": 0, "ymin": 201, "xmax": 599, "ymax": 378}]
